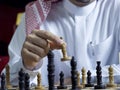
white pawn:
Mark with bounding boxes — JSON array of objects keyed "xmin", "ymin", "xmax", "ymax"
[
  {"xmin": 35, "ymin": 73, "xmax": 44, "ymax": 90},
  {"xmin": 81, "ymin": 67, "xmax": 86, "ymax": 88},
  {"xmin": 60, "ymin": 37, "xmax": 71, "ymax": 61},
  {"xmin": 6, "ymin": 64, "xmax": 13, "ymax": 89},
  {"xmin": 77, "ymin": 71, "xmax": 83, "ymax": 89},
  {"xmin": 107, "ymin": 65, "xmax": 117, "ymax": 88}
]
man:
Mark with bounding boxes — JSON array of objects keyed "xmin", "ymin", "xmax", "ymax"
[{"xmin": 8, "ymin": 0, "xmax": 120, "ymax": 86}]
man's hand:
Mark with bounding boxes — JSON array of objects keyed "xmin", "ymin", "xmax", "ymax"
[{"xmin": 21, "ymin": 30, "xmax": 65, "ymax": 70}]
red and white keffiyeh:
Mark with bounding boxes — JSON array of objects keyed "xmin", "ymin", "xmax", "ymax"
[{"xmin": 25, "ymin": 0, "xmax": 60, "ymax": 34}]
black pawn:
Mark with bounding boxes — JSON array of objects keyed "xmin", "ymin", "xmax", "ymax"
[
  {"xmin": 57, "ymin": 71, "xmax": 67, "ymax": 89},
  {"xmin": 1, "ymin": 73, "xmax": 6, "ymax": 90},
  {"xmin": 94, "ymin": 61, "xmax": 106, "ymax": 89},
  {"xmin": 47, "ymin": 50, "xmax": 55, "ymax": 90},
  {"xmin": 85, "ymin": 70, "xmax": 94, "ymax": 87},
  {"xmin": 19, "ymin": 68, "xmax": 25, "ymax": 90},
  {"xmin": 25, "ymin": 73, "xmax": 30, "ymax": 90},
  {"xmin": 71, "ymin": 56, "xmax": 78, "ymax": 90}
]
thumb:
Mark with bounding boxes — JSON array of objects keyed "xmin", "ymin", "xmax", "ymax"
[{"xmin": 48, "ymin": 39, "xmax": 66, "ymax": 50}]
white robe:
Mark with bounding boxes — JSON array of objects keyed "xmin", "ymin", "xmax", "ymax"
[{"xmin": 8, "ymin": 0, "xmax": 120, "ymax": 86}]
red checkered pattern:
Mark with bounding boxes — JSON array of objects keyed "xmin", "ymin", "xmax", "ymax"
[{"xmin": 25, "ymin": 0, "xmax": 58, "ymax": 34}]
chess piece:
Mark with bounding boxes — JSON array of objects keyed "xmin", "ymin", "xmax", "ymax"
[
  {"xmin": 71, "ymin": 56, "xmax": 78, "ymax": 90},
  {"xmin": 35, "ymin": 73, "xmax": 44, "ymax": 90},
  {"xmin": 81, "ymin": 67, "xmax": 86, "ymax": 88},
  {"xmin": 85, "ymin": 70, "xmax": 94, "ymax": 87},
  {"xmin": 57, "ymin": 71, "xmax": 67, "ymax": 89},
  {"xmin": 1, "ymin": 73, "xmax": 6, "ymax": 90},
  {"xmin": 25, "ymin": 73, "xmax": 30, "ymax": 90},
  {"xmin": 94, "ymin": 61, "xmax": 106, "ymax": 89},
  {"xmin": 19, "ymin": 68, "xmax": 25, "ymax": 90},
  {"xmin": 107, "ymin": 66, "xmax": 117, "ymax": 88},
  {"xmin": 60, "ymin": 37, "xmax": 71, "ymax": 61},
  {"xmin": 77, "ymin": 72, "xmax": 83, "ymax": 89},
  {"xmin": 47, "ymin": 50, "xmax": 55, "ymax": 90},
  {"xmin": 6, "ymin": 64, "xmax": 12, "ymax": 89}
]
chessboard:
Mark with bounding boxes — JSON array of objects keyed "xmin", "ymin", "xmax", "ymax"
[
  {"xmin": 1, "ymin": 50, "xmax": 120, "ymax": 90},
  {"xmin": 2, "ymin": 85, "xmax": 120, "ymax": 90},
  {"xmin": 30, "ymin": 85, "xmax": 120, "ymax": 90}
]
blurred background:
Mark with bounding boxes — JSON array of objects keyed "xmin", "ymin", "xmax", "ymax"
[
  {"xmin": 0, "ymin": 0, "xmax": 34, "ymax": 56},
  {"xmin": 0, "ymin": 0, "xmax": 34, "ymax": 70}
]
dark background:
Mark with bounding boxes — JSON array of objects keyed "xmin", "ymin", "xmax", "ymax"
[
  {"xmin": 0, "ymin": 0, "xmax": 34, "ymax": 8},
  {"xmin": 0, "ymin": 0, "xmax": 34, "ymax": 56}
]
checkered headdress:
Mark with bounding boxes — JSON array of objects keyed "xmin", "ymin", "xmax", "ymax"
[{"xmin": 25, "ymin": 0, "xmax": 60, "ymax": 34}]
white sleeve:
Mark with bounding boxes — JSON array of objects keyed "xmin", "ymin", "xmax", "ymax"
[
  {"xmin": 118, "ymin": 1, "xmax": 120, "ymax": 49},
  {"xmin": 8, "ymin": 14, "xmax": 42, "ymax": 86}
]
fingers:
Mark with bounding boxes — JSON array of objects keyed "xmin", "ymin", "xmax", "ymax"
[
  {"xmin": 23, "ymin": 41, "xmax": 47, "ymax": 57},
  {"xmin": 22, "ymin": 29, "xmax": 66, "ymax": 69},
  {"xmin": 32, "ymin": 30, "xmax": 65, "ymax": 46},
  {"xmin": 21, "ymin": 48, "xmax": 42, "ymax": 70},
  {"xmin": 22, "ymin": 48, "xmax": 41, "ymax": 62},
  {"xmin": 26, "ymin": 34, "xmax": 48, "ymax": 49},
  {"xmin": 48, "ymin": 40, "xmax": 64, "ymax": 49}
]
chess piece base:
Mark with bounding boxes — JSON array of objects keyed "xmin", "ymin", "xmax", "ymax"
[
  {"xmin": 85, "ymin": 83, "xmax": 94, "ymax": 87},
  {"xmin": 94, "ymin": 84, "xmax": 106, "ymax": 89},
  {"xmin": 61, "ymin": 57, "xmax": 71, "ymax": 61},
  {"xmin": 35, "ymin": 86, "xmax": 44, "ymax": 90},
  {"xmin": 77, "ymin": 84, "xmax": 83, "ymax": 89},
  {"xmin": 7, "ymin": 86, "xmax": 16, "ymax": 90},
  {"xmin": 7, "ymin": 84, "xmax": 13, "ymax": 89},
  {"xmin": 57, "ymin": 85, "xmax": 67, "ymax": 89},
  {"xmin": 81, "ymin": 83, "xmax": 86, "ymax": 88},
  {"xmin": 107, "ymin": 83, "xmax": 117, "ymax": 87}
]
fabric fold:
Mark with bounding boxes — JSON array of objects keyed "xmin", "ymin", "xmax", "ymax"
[{"xmin": 25, "ymin": 0, "xmax": 58, "ymax": 34}]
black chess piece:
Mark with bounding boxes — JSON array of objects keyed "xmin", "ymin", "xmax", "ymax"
[
  {"xmin": 71, "ymin": 56, "xmax": 78, "ymax": 90},
  {"xmin": 47, "ymin": 50, "xmax": 56, "ymax": 90},
  {"xmin": 85, "ymin": 70, "xmax": 94, "ymax": 87},
  {"xmin": 57, "ymin": 71, "xmax": 67, "ymax": 89},
  {"xmin": 19, "ymin": 68, "xmax": 25, "ymax": 90},
  {"xmin": 94, "ymin": 61, "xmax": 106, "ymax": 89},
  {"xmin": 25, "ymin": 73, "xmax": 30, "ymax": 90},
  {"xmin": 1, "ymin": 73, "xmax": 6, "ymax": 90}
]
